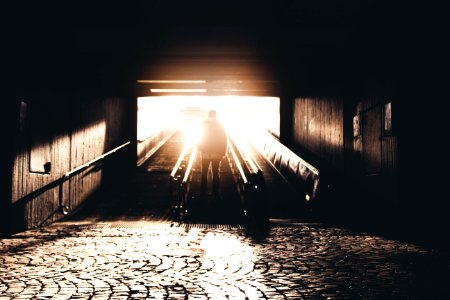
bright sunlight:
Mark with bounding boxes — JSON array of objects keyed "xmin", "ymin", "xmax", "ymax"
[{"xmin": 137, "ymin": 96, "xmax": 280, "ymax": 147}]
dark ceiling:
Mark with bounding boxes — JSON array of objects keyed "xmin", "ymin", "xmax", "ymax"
[{"xmin": 5, "ymin": 1, "xmax": 422, "ymax": 97}]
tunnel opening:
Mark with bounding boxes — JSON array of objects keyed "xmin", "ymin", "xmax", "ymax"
[{"xmin": 137, "ymin": 95, "xmax": 280, "ymax": 166}]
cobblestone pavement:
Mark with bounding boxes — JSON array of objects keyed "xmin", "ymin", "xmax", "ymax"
[{"xmin": 1, "ymin": 220, "xmax": 450, "ymax": 299}]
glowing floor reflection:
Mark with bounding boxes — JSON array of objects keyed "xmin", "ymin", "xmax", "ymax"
[
  {"xmin": 1, "ymin": 221, "xmax": 448, "ymax": 299},
  {"xmin": 136, "ymin": 225, "xmax": 263, "ymax": 299}
]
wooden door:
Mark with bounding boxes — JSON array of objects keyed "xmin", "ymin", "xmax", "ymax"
[{"xmin": 361, "ymin": 106, "xmax": 382, "ymax": 175}]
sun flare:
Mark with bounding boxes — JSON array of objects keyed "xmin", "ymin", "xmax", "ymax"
[{"xmin": 137, "ymin": 96, "xmax": 280, "ymax": 148}]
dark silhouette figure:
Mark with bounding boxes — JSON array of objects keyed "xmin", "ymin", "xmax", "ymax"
[{"xmin": 197, "ymin": 110, "xmax": 228, "ymax": 197}]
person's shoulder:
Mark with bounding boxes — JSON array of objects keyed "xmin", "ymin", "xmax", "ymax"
[{"xmin": 214, "ymin": 120, "xmax": 225, "ymax": 129}]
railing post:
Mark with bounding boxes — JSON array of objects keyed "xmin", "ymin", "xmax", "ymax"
[{"xmin": 57, "ymin": 175, "xmax": 70, "ymax": 215}]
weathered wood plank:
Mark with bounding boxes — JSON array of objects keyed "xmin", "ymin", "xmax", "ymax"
[
  {"xmin": 11, "ymin": 96, "xmax": 130, "ymax": 230},
  {"xmin": 293, "ymin": 97, "xmax": 344, "ymax": 169}
]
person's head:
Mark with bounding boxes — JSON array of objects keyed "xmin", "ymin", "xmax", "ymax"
[{"xmin": 208, "ymin": 110, "xmax": 217, "ymax": 119}]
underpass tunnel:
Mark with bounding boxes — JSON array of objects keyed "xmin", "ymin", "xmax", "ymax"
[
  {"xmin": 1, "ymin": 3, "xmax": 447, "ymax": 251},
  {"xmin": 134, "ymin": 94, "xmax": 288, "ymax": 224},
  {"xmin": 2, "ymin": 3, "xmax": 450, "ymax": 299},
  {"xmin": 136, "ymin": 95, "xmax": 280, "ymax": 163}
]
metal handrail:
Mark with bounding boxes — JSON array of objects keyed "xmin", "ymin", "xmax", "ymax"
[
  {"xmin": 182, "ymin": 147, "xmax": 198, "ymax": 183},
  {"xmin": 233, "ymin": 137, "xmax": 262, "ymax": 176},
  {"xmin": 170, "ymin": 143, "xmax": 192, "ymax": 179},
  {"xmin": 228, "ymin": 139, "xmax": 249, "ymax": 184},
  {"xmin": 167, "ymin": 132, "xmax": 267, "ymax": 222},
  {"xmin": 169, "ymin": 142, "xmax": 197, "ymax": 219},
  {"xmin": 14, "ymin": 141, "xmax": 131, "ymax": 214},
  {"xmin": 226, "ymin": 135, "xmax": 265, "ymax": 219},
  {"xmin": 256, "ymin": 131, "xmax": 321, "ymax": 203},
  {"xmin": 65, "ymin": 142, "xmax": 131, "ymax": 178},
  {"xmin": 229, "ymin": 136, "xmax": 262, "ymax": 175}
]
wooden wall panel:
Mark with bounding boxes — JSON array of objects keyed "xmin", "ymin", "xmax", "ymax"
[
  {"xmin": 291, "ymin": 94, "xmax": 400, "ymax": 220},
  {"xmin": 10, "ymin": 96, "xmax": 130, "ymax": 230},
  {"xmin": 293, "ymin": 97, "xmax": 344, "ymax": 169},
  {"xmin": 382, "ymin": 136, "xmax": 398, "ymax": 172},
  {"xmin": 69, "ymin": 119, "xmax": 105, "ymax": 211},
  {"xmin": 11, "ymin": 99, "xmax": 71, "ymax": 228},
  {"xmin": 68, "ymin": 97, "xmax": 129, "ymax": 213}
]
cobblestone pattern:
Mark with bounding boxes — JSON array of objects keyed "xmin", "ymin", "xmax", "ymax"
[{"xmin": 1, "ymin": 222, "xmax": 449, "ymax": 299}]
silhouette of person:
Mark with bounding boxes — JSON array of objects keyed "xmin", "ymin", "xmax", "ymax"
[{"xmin": 197, "ymin": 110, "xmax": 228, "ymax": 197}]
